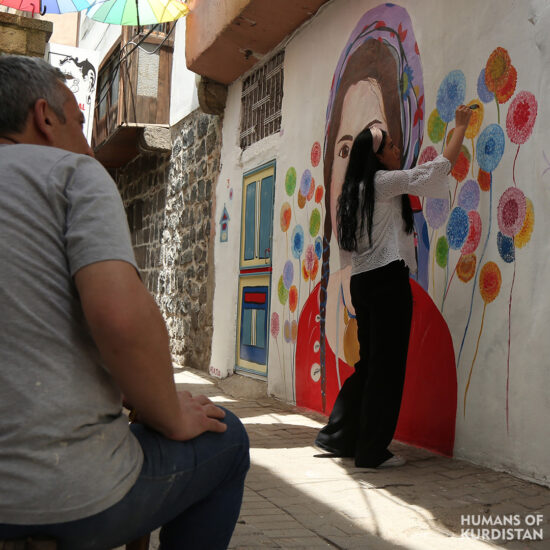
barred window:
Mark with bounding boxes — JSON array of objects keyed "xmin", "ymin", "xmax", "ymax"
[{"xmin": 240, "ymin": 51, "xmax": 284, "ymax": 149}]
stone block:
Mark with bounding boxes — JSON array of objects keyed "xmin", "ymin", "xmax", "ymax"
[{"xmin": 0, "ymin": 27, "xmax": 26, "ymax": 55}]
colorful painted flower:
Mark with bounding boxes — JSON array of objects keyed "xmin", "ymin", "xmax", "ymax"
[
  {"xmin": 314, "ymin": 185, "xmax": 324, "ymax": 204},
  {"xmin": 291, "ymin": 320, "xmax": 298, "ymax": 343},
  {"xmin": 283, "ymin": 320, "xmax": 291, "ymax": 342},
  {"xmin": 280, "ymin": 202, "xmax": 291, "ymax": 232},
  {"xmin": 314, "ymin": 236, "xmax": 323, "ymax": 259},
  {"xmin": 485, "ymin": 47, "xmax": 512, "ymax": 93},
  {"xmin": 451, "ymin": 145, "xmax": 471, "ymax": 183},
  {"xmin": 497, "ymin": 232, "xmax": 515, "ymax": 264},
  {"xmin": 397, "ymin": 22, "xmax": 408, "ymax": 43},
  {"xmin": 476, "ymin": 124, "xmax": 505, "ymax": 173},
  {"xmin": 497, "ymin": 187, "xmax": 526, "ymax": 237},
  {"xmin": 514, "ymin": 197, "xmax": 534, "ymax": 248},
  {"xmin": 458, "ymin": 180, "xmax": 480, "ymax": 211},
  {"xmin": 283, "ymin": 260, "xmax": 294, "ymax": 289},
  {"xmin": 461, "ymin": 211, "xmax": 482, "ymax": 255},
  {"xmin": 477, "ymin": 68, "xmax": 494, "ymax": 103},
  {"xmin": 465, "ymin": 100, "xmax": 484, "ymax": 139},
  {"xmin": 300, "ymin": 169, "xmax": 313, "ymax": 197},
  {"xmin": 402, "ymin": 64, "xmax": 414, "ymax": 97},
  {"xmin": 297, "ymin": 191, "xmax": 307, "ymax": 209},
  {"xmin": 506, "ymin": 91, "xmax": 538, "ymax": 145},
  {"xmin": 436, "ymin": 70, "xmax": 466, "ymax": 123},
  {"xmin": 309, "ymin": 208, "xmax": 321, "ymax": 237},
  {"xmin": 425, "ymin": 197, "xmax": 449, "ymax": 229},
  {"xmin": 310, "ymin": 257, "xmax": 319, "ymax": 280},
  {"xmin": 427, "ymin": 109, "xmax": 445, "ymax": 143},
  {"xmin": 291, "ymin": 225, "xmax": 304, "ymax": 258},
  {"xmin": 418, "ymin": 145, "xmax": 438, "ymax": 165},
  {"xmin": 477, "ymin": 168, "xmax": 491, "ymax": 192},
  {"xmin": 307, "ymin": 177, "xmax": 316, "ymax": 201},
  {"xmin": 413, "ymin": 94, "xmax": 424, "ymax": 127},
  {"xmin": 495, "ymin": 65, "xmax": 517, "ymax": 104},
  {"xmin": 457, "ymin": 254, "xmax": 476, "ymax": 283},
  {"xmin": 285, "ymin": 167, "xmax": 296, "ymax": 196},
  {"xmin": 311, "ymin": 141, "xmax": 321, "ymax": 167},
  {"xmin": 270, "ymin": 312, "xmax": 280, "ymax": 338},
  {"xmin": 289, "ymin": 285, "xmax": 298, "ymax": 313},
  {"xmin": 305, "ymin": 244, "xmax": 316, "ymax": 275},
  {"xmin": 479, "ymin": 261, "xmax": 502, "ymax": 304},
  {"xmin": 446, "ymin": 207, "xmax": 469, "ymax": 250},
  {"xmin": 436, "ymin": 236, "xmax": 449, "ymax": 268},
  {"xmin": 302, "ymin": 259, "xmax": 309, "ymax": 281},
  {"xmin": 278, "ymin": 275, "xmax": 288, "ymax": 305}
]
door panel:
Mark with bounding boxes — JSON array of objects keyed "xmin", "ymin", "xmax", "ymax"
[{"xmin": 236, "ymin": 163, "xmax": 275, "ymax": 376}]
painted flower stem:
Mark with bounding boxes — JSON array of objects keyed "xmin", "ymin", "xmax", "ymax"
[
  {"xmin": 464, "ymin": 302, "xmax": 487, "ymax": 416},
  {"xmin": 506, "ymin": 261, "xmax": 516, "ymax": 434},
  {"xmin": 457, "ymin": 174, "xmax": 493, "ymax": 368}
]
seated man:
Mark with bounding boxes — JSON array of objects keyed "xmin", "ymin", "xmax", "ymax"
[{"xmin": 0, "ymin": 55, "xmax": 249, "ymax": 550}]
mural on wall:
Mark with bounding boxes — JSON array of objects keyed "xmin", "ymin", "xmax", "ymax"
[
  {"xmin": 269, "ymin": 3, "xmax": 458, "ymax": 456},
  {"xmin": 269, "ymin": 2, "xmax": 539, "ymax": 457},
  {"xmin": 271, "ymin": 145, "xmax": 325, "ymax": 401},
  {"xmin": 422, "ymin": 47, "xmax": 537, "ymax": 429},
  {"xmin": 47, "ymin": 44, "xmax": 99, "ymax": 144}
]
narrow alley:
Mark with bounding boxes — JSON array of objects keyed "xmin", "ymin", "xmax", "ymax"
[{"xmin": 140, "ymin": 368, "xmax": 550, "ymax": 550}]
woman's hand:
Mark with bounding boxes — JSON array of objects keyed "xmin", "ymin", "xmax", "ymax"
[
  {"xmin": 454, "ymin": 105, "xmax": 473, "ymax": 129},
  {"xmin": 443, "ymin": 105, "xmax": 473, "ymax": 168}
]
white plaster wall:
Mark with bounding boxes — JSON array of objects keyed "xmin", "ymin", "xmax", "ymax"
[
  {"xmin": 78, "ymin": 18, "xmax": 121, "ymax": 61},
  {"xmin": 170, "ymin": 19, "xmax": 199, "ymax": 126},
  {"xmin": 211, "ymin": 0, "xmax": 550, "ymax": 484}
]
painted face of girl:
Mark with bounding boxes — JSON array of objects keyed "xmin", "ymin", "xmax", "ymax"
[{"xmin": 329, "ymin": 78, "xmax": 389, "ymax": 236}]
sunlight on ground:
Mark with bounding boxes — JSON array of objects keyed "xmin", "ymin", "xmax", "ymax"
[
  {"xmin": 239, "ymin": 412, "xmax": 323, "ymax": 427},
  {"xmin": 174, "ymin": 370, "xmax": 215, "ymax": 385}
]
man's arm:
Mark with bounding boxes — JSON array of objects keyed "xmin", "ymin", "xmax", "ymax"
[{"xmin": 74, "ymin": 260, "xmax": 227, "ymax": 440}]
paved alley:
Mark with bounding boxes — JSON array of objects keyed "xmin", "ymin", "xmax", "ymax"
[{"xmin": 144, "ymin": 368, "xmax": 549, "ymax": 550}]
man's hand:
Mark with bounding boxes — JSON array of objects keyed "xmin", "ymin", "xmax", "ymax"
[{"xmin": 169, "ymin": 391, "xmax": 227, "ymax": 441}]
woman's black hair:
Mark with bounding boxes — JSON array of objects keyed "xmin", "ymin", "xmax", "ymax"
[{"xmin": 337, "ymin": 128, "xmax": 414, "ymax": 251}]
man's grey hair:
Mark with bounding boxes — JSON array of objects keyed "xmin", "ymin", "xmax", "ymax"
[{"xmin": 0, "ymin": 54, "xmax": 68, "ymax": 135}]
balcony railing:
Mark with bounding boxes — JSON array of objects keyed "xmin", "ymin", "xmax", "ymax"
[{"xmin": 92, "ymin": 23, "xmax": 175, "ymax": 165}]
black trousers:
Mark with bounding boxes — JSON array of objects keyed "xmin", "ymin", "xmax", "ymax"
[{"xmin": 315, "ymin": 260, "xmax": 413, "ymax": 467}]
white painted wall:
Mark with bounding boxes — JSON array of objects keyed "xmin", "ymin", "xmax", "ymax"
[
  {"xmin": 211, "ymin": 0, "xmax": 550, "ymax": 485},
  {"xmin": 170, "ymin": 19, "xmax": 199, "ymax": 126},
  {"xmin": 78, "ymin": 18, "xmax": 121, "ymax": 61}
]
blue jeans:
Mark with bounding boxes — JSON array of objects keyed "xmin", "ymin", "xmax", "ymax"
[{"xmin": 0, "ymin": 408, "xmax": 250, "ymax": 550}]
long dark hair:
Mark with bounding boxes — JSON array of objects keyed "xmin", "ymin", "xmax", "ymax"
[{"xmin": 337, "ymin": 127, "xmax": 414, "ymax": 251}]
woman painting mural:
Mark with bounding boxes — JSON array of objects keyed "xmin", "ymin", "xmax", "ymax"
[{"xmin": 296, "ymin": 3, "xmax": 458, "ymax": 458}]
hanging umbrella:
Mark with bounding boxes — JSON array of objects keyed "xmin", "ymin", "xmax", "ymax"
[
  {"xmin": 0, "ymin": 0, "xmax": 91, "ymax": 15},
  {"xmin": 86, "ymin": 0, "xmax": 189, "ymax": 26}
]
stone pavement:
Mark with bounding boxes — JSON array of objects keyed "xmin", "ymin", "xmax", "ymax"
[{"xmin": 143, "ymin": 368, "xmax": 550, "ymax": 550}]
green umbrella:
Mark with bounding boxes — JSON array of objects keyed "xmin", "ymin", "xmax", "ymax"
[{"xmin": 86, "ymin": 0, "xmax": 189, "ymax": 26}]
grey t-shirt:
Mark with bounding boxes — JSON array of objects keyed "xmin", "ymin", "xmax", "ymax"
[{"xmin": 0, "ymin": 144, "xmax": 143, "ymax": 524}]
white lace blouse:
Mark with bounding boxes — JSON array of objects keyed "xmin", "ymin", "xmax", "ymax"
[{"xmin": 342, "ymin": 154, "xmax": 451, "ymax": 275}]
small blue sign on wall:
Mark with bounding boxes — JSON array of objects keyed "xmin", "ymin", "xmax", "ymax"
[{"xmin": 220, "ymin": 205, "xmax": 230, "ymax": 243}]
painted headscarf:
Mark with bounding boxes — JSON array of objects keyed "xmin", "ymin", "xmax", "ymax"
[
  {"xmin": 318, "ymin": 3, "xmax": 424, "ymax": 411},
  {"xmin": 324, "ymin": 3, "xmax": 424, "ymax": 170}
]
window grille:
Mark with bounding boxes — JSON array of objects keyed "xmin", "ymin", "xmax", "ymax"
[{"xmin": 240, "ymin": 50, "xmax": 284, "ymax": 149}]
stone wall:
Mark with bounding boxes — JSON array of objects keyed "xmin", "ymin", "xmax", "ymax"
[
  {"xmin": 0, "ymin": 12, "xmax": 52, "ymax": 57},
  {"xmin": 116, "ymin": 109, "xmax": 222, "ymax": 371}
]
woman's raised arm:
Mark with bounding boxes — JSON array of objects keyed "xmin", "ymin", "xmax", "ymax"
[{"xmin": 443, "ymin": 105, "xmax": 473, "ymax": 168}]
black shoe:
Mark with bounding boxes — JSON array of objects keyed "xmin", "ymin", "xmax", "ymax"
[{"xmin": 314, "ymin": 440, "xmax": 352, "ymax": 457}]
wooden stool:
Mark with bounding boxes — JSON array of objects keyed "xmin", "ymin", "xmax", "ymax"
[
  {"xmin": 0, "ymin": 533, "xmax": 150, "ymax": 550},
  {"xmin": 125, "ymin": 533, "xmax": 150, "ymax": 550},
  {"xmin": 0, "ymin": 539, "xmax": 57, "ymax": 550}
]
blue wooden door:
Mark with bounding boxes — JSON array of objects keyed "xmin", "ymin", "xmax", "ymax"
[{"xmin": 236, "ymin": 164, "xmax": 275, "ymax": 376}]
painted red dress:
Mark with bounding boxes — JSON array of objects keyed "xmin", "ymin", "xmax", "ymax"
[{"xmin": 296, "ymin": 278, "xmax": 457, "ymax": 456}]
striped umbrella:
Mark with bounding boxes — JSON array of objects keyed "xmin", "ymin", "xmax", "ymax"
[
  {"xmin": 0, "ymin": 0, "xmax": 91, "ymax": 15},
  {"xmin": 86, "ymin": 0, "xmax": 189, "ymax": 25}
]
